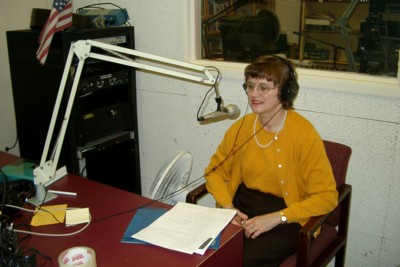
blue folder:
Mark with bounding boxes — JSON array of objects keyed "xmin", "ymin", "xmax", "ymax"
[{"xmin": 121, "ymin": 207, "xmax": 221, "ymax": 249}]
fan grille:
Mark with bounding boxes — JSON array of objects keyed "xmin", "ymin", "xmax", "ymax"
[{"xmin": 148, "ymin": 150, "xmax": 192, "ymax": 203}]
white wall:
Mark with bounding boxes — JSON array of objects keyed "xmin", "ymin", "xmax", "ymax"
[{"xmin": 1, "ymin": 1, "xmax": 400, "ymax": 266}]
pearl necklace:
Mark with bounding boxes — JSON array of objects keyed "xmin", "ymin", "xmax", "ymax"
[{"xmin": 253, "ymin": 110, "xmax": 287, "ymax": 148}]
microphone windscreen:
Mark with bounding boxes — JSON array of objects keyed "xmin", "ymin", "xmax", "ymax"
[{"xmin": 225, "ymin": 104, "xmax": 240, "ymax": 117}]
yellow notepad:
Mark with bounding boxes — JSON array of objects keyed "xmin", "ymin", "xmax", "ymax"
[
  {"xmin": 31, "ymin": 204, "xmax": 67, "ymax": 226},
  {"xmin": 66, "ymin": 208, "xmax": 90, "ymax": 226}
]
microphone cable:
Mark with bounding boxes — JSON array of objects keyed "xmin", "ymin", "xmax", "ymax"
[
  {"xmin": 136, "ymin": 106, "xmax": 283, "ymax": 207},
  {"xmin": 90, "ymin": 106, "xmax": 284, "ymax": 223},
  {"xmin": 206, "ymin": 106, "xmax": 284, "ymax": 175},
  {"xmin": 196, "ymin": 66, "xmax": 221, "ymax": 121},
  {"xmin": 0, "ymin": 106, "xmax": 283, "ymax": 263},
  {"xmin": 159, "ymin": 106, "xmax": 284, "ymax": 206}
]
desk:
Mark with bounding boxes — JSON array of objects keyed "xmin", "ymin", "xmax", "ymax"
[{"xmin": 0, "ymin": 152, "xmax": 243, "ymax": 266}]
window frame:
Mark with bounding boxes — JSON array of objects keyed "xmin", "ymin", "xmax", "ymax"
[{"xmin": 186, "ymin": 0, "xmax": 400, "ymax": 98}]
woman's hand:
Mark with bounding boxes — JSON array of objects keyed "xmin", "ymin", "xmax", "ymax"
[
  {"xmin": 224, "ymin": 205, "xmax": 248, "ymax": 227},
  {"xmin": 242, "ymin": 211, "xmax": 281, "ymax": 239},
  {"xmin": 232, "ymin": 210, "xmax": 248, "ymax": 226}
]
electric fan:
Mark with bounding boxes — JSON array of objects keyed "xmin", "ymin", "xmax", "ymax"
[{"xmin": 148, "ymin": 150, "xmax": 194, "ymax": 205}]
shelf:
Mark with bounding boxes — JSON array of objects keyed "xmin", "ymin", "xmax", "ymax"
[
  {"xmin": 201, "ymin": 0, "xmax": 276, "ymax": 60},
  {"xmin": 304, "ymin": 59, "xmax": 349, "ymax": 65},
  {"xmin": 302, "ymin": 29, "xmax": 361, "ymax": 34},
  {"xmin": 303, "ymin": 0, "xmax": 368, "ymax": 3},
  {"xmin": 299, "ymin": 0, "xmax": 369, "ymax": 71},
  {"xmin": 297, "ymin": 59, "xmax": 360, "ymax": 72}
]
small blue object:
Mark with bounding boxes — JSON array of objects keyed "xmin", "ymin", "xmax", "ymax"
[{"xmin": 77, "ymin": 8, "xmax": 130, "ymax": 27}]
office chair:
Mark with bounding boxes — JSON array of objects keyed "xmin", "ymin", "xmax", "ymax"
[{"xmin": 186, "ymin": 140, "xmax": 352, "ymax": 267}]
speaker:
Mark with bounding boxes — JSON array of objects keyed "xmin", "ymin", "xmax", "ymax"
[
  {"xmin": 77, "ymin": 133, "xmax": 139, "ymax": 193},
  {"xmin": 76, "ymin": 102, "xmax": 130, "ymax": 145},
  {"xmin": 7, "ymin": 27, "xmax": 142, "ymax": 194}
]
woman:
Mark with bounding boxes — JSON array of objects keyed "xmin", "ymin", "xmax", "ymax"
[{"xmin": 204, "ymin": 55, "xmax": 338, "ymax": 267}]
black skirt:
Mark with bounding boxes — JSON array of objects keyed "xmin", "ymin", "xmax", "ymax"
[{"xmin": 233, "ymin": 183, "xmax": 301, "ymax": 267}]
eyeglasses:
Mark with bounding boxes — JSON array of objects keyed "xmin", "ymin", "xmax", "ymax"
[{"xmin": 242, "ymin": 82, "xmax": 276, "ymax": 95}]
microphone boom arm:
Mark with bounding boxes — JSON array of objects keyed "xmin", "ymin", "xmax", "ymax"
[{"xmin": 34, "ymin": 39, "xmax": 218, "ymax": 199}]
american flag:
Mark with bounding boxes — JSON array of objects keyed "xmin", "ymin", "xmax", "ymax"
[{"xmin": 36, "ymin": 0, "xmax": 73, "ymax": 65}]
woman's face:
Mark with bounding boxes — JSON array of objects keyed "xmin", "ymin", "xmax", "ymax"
[{"xmin": 244, "ymin": 77, "xmax": 282, "ymax": 117}]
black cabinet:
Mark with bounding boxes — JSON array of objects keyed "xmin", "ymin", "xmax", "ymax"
[{"xmin": 7, "ymin": 27, "xmax": 141, "ymax": 194}]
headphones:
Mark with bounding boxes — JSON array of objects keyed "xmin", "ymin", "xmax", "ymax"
[{"xmin": 272, "ymin": 55, "xmax": 299, "ymax": 102}]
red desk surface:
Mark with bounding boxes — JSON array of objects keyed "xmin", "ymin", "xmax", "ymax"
[
  {"xmin": 1, "ymin": 152, "xmax": 243, "ymax": 266},
  {"xmin": 0, "ymin": 151, "xmax": 18, "ymax": 166}
]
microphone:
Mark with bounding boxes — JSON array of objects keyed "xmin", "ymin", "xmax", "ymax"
[{"xmin": 198, "ymin": 104, "xmax": 239, "ymax": 121}]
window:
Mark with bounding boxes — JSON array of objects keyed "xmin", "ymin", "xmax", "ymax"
[{"xmin": 198, "ymin": 0, "xmax": 399, "ymax": 77}]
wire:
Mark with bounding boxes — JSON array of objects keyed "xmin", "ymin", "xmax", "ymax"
[
  {"xmin": 0, "ymin": 170, "xmax": 40, "ymax": 266},
  {"xmin": 197, "ymin": 86, "xmax": 216, "ymax": 119},
  {"xmin": 12, "ymin": 220, "xmax": 91, "ymax": 238},
  {"xmin": 160, "ymin": 104, "xmax": 251, "ymax": 203},
  {"xmin": 76, "ymin": 2, "xmax": 131, "ymax": 26},
  {"xmin": 92, "ymin": 105, "xmax": 284, "ymax": 223},
  {"xmin": 0, "ymin": 221, "xmax": 20, "ymax": 266},
  {"xmin": 76, "ymin": 2, "xmax": 124, "ymax": 13},
  {"xmin": 5, "ymin": 138, "xmax": 18, "ymax": 152},
  {"xmin": 0, "ymin": 204, "xmax": 86, "ymax": 267},
  {"xmin": 95, "ymin": 44, "xmax": 221, "ymax": 124},
  {"xmin": 0, "ymin": 168, "xmax": 10, "ymax": 224},
  {"xmin": 162, "ymin": 106, "xmax": 284, "ymax": 206},
  {"xmin": 5, "ymin": 204, "xmax": 91, "ymax": 237},
  {"xmin": 79, "ymin": 165, "xmax": 86, "ymax": 177},
  {"xmin": 1, "ymin": 91, "xmax": 280, "ymax": 234},
  {"xmin": 33, "ymin": 206, "xmax": 64, "ymax": 224},
  {"xmin": 196, "ymin": 66, "xmax": 221, "ymax": 120},
  {"xmin": 1, "ymin": 219, "xmax": 40, "ymax": 267}
]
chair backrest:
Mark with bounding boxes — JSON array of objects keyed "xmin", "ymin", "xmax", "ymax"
[
  {"xmin": 279, "ymin": 140, "xmax": 352, "ymax": 267},
  {"xmin": 323, "ymin": 140, "xmax": 352, "ymax": 188},
  {"xmin": 323, "ymin": 140, "xmax": 352, "ymax": 226}
]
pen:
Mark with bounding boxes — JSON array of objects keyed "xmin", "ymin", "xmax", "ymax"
[{"xmin": 48, "ymin": 190, "xmax": 77, "ymax": 196}]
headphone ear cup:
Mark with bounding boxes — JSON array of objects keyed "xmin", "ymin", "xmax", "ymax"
[
  {"xmin": 282, "ymin": 78, "xmax": 299, "ymax": 102},
  {"xmin": 280, "ymin": 64, "xmax": 299, "ymax": 102},
  {"xmin": 270, "ymin": 55, "xmax": 298, "ymax": 102},
  {"xmin": 280, "ymin": 81, "xmax": 290, "ymax": 102}
]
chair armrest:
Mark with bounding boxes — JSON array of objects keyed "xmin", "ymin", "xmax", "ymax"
[
  {"xmin": 296, "ymin": 183, "xmax": 352, "ymax": 266},
  {"xmin": 186, "ymin": 183, "xmax": 207, "ymax": 204},
  {"xmin": 300, "ymin": 183, "xmax": 352, "ymax": 238}
]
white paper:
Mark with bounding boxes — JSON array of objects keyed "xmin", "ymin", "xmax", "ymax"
[{"xmin": 131, "ymin": 202, "xmax": 237, "ymax": 254}]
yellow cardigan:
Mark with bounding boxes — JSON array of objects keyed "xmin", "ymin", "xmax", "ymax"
[{"xmin": 205, "ymin": 110, "xmax": 338, "ymax": 226}]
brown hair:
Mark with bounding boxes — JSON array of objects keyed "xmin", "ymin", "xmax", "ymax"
[{"xmin": 244, "ymin": 55, "xmax": 297, "ymax": 108}]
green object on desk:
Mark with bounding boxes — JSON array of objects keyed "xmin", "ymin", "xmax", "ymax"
[{"xmin": 0, "ymin": 159, "xmax": 35, "ymax": 182}]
